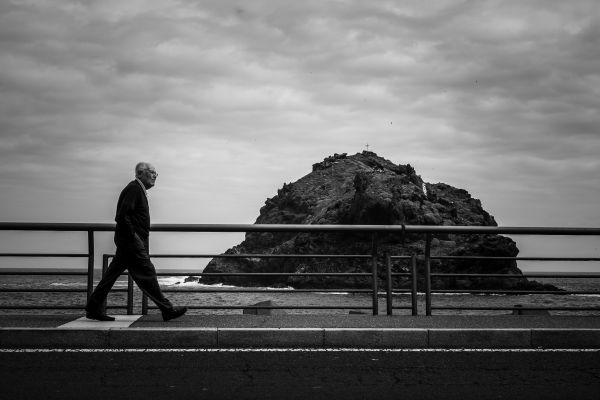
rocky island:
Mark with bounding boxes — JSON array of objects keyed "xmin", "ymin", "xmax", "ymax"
[{"xmin": 193, "ymin": 151, "xmax": 556, "ymax": 292}]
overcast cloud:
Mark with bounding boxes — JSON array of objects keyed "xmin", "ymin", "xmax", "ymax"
[{"xmin": 1, "ymin": 0, "xmax": 599, "ymax": 267}]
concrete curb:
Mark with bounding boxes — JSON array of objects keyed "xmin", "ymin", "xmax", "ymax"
[
  {"xmin": 109, "ymin": 328, "xmax": 218, "ymax": 348},
  {"xmin": 323, "ymin": 328, "xmax": 428, "ymax": 348},
  {"xmin": 218, "ymin": 328, "xmax": 323, "ymax": 347},
  {"xmin": 428, "ymin": 329, "xmax": 532, "ymax": 349},
  {"xmin": 531, "ymin": 329, "xmax": 600, "ymax": 349},
  {"xmin": 0, "ymin": 329, "xmax": 109, "ymax": 348},
  {"xmin": 2, "ymin": 327, "xmax": 600, "ymax": 349}
]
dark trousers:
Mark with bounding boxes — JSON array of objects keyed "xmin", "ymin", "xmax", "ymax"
[{"xmin": 86, "ymin": 237, "xmax": 173, "ymax": 313}]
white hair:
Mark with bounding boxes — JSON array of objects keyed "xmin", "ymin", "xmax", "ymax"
[{"xmin": 135, "ymin": 162, "xmax": 150, "ymax": 177}]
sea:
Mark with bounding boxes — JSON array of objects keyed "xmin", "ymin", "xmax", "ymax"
[{"xmin": 1, "ymin": 273, "xmax": 600, "ymax": 316}]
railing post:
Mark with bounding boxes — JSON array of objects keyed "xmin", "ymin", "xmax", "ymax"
[
  {"xmin": 371, "ymin": 233, "xmax": 379, "ymax": 315},
  {"xmin": 411, "ymin": 254, "xmax": 418, "ymax": 316},
  {"xmin": 425, "ymin": 233, "xmax": 432, "ymax": 316},
  {"xmin": 127, "ymin": 273, "xmax": 134, "ymax": 315},
  {"xmin": 142, "ymin": 293, "xmax": 148, "ymax": 315},
  {"xmin": 385, "ymin": 253, "xmax": 392, "ymax": 315},
  {"xmin": 101, "ymin": 254, "xmax": 108, "ymax": 314},
  {"xmin": 86, "ymin": 230, "xmax": 94, "ymax": 303}
]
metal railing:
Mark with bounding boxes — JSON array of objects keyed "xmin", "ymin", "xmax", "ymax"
[
  {"xmin": 102, "ymin": 253, "xmax": 381, "ymax": 315},
  {"xmin": 419, "ymin": 231, "xmax": 600, "ymax": 315},
  {"xmin": 425, "ymin": 258, "xmax": 600, "ymax": 315},
  {"xmin": 1, "ymin": 223, "xmax": 599, "ymax": 315}
]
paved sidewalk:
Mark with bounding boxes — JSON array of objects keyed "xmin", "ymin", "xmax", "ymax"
[{"xmin": 1, "ymin": 314, "xmax": 600, "ymax": 349}]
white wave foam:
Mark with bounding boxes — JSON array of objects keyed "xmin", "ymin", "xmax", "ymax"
[
  {"xmin": 158, "ymin": 277, "xmax": 238, "ymax": 289},
  {"xmin": 157, "ymin": 277, "xmax": 291, "ymax": 290},
  {"xmin": 316, "ymin": 292, "xmax": 350, "ymax": 295}
]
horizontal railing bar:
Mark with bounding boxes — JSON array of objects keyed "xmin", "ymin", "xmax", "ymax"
[
  {"xmin": 105, "ymin": 272, "xmax": 372, "ymax": 278},
  {"xmin": 161, "ymin": 289, "xmax": 373, "ymax": 293},
  {"xmin": 432, "ymin": 290, "xmax": 598, "ymax": 295},
  {"xmin": 0, "ymin": 223, "xmax": 115, "ymax": 231},
  {"xmin": 0, "ymin": 306, "xmax": 134, "ymax": 310},
  {"xmin": 106, "ymin": 272, "xmax": 372, "ymax": 277},
  {"xmin": 522, "ymin": 274, "xmax": 600, "ymax": 278},
  {"xmin": 432, "ymin": 256, "xmax": 600, "ymax": 261},
  {"xmin": 0, "ymin": 289, "xmax": 88, "ymax": 293},
  {"xmin": 430, "ymin": 273, "xmax": 531, "ymax": 278},
  {"xmin": 0, "ymin": 288, "xmax": 128, "ymax": 293},
  {"xmin": 0, "ymin": 305, "xmax": 87, "ymax": 309},
  {"xmin": 0, "ymin": 271, "xmax": 89, "ymax": 276},
  {"xmin": 144, "ymin": 305, "xmax": 374, "ymax": 310},
  {"xmin": 2, "ymin": 222, "xmax": 600, "ymax": 235},
  {"xmin": 432, "ymin": 306, "xmax": 600, "ymax": 311},
  {"xmin": 9, "ymin": 271, "xmax": 594, "ymax": 279},
  {"xmin": 431, "ymin": 273, "xmax": 600, "ymax": 278},
  {"xmin": 6, "ymin": 270, "xmax": 592, "ymax": 278},
  {"xmin": 158, "ymin": 273, "xmax": 373, "ymax": 277},
  {"xmin": 145, "ymin": 254, "xmax": 372, "ymax": 259},
  {"xmin": 0, "ymin": 253, "xmax": 89, "ymax": 258}
]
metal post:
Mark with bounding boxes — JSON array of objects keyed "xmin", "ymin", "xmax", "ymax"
[
  {"xmin": 371, "ymin": 233, "xmax": 379, "ymax": 315},
  {"xmin": 411, "ymin": 254, "xmax": 418, "ymax": 316},
  {"xmin": 101, "ymin": 254, "xmax": 108, "ymax": 314},
  {"xmin": 142, "ymin": 293, "xmax": 148, "ymax": 315},
  {"xmin": 86, "ymin": 230, "xmax": 94, "ymax": 302},
  {"xmin": 425, "ymin": 233, "xmax": 432, "ymax": 316},
  {"xmin": 386, "ymin": 253, "xmax": 392, "ymax": 315},
  {"xmin": 127, "ymin": 273, "xmax": 134, "ymax": 315}
]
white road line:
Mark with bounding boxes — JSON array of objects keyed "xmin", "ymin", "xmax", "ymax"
[
  {"xmin": 58, "ymin": 315, "xmax": 142, "ymax": 329},
  {"xmin": 1, "ymin": 348, "xmax": 599, "ymax": 353}
]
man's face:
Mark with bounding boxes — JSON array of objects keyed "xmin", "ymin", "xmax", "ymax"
[{"xmin": 138, "ymin": 164, "xmax": 158, "ymax": 189}]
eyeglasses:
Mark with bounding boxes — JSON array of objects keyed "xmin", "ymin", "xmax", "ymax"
[{"xmin": 145, "ymin": 170, "xmax": 158, "ymax": 177}]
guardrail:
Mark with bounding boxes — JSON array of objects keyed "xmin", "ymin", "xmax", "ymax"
[
  {"xmin": 101, "ymin": 253, "xmax": 386, "ymax": 315},
  {"xmin": 1, "ymin": 223, "xmax": 599, "ymax": 316}
]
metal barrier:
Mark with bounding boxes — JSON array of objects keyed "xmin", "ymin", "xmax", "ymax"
[
  {"xmin": 424, "ymin": 256, "xmax": 600, "ymax": 315},
  {"xmin": 0, "ymin": 230, "xmax": 95, "ymax": 311},
  {"xmin": 1, "ymin": 223, "xmax": 600, "ymax": 315},
  {"xmin": 386, "ymin": 254, "xmax": 418, "ymax": 316},
  {"xmin": 421, "ymin": 232, "xmax": 600, "ymax": 315},
  {"xmin": 102, "ymin": 253, "xmax": 381, "ymax": 315}
]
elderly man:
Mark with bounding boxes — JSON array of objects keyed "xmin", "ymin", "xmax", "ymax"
[{"xmin": 85, "ymin": 162, "xmax": 187, "ymax": 321}]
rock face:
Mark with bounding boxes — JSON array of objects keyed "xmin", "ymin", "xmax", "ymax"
[{"xmin": 198, "ymin": 151, "xmax": 555, "ymax": 291}]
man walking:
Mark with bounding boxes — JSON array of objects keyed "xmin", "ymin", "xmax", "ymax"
[{"xmin": 85, "ymin": 162, "xmax": 187, "ymax": 322}]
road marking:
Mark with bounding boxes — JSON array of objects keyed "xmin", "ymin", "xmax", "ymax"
[
  {"xmin": 1, "ymin": 348, "xmax": 599, "ymax": 353},
  {"xmin": 58, "ymin": 315, "xmax": 142, "ymax": 329}
]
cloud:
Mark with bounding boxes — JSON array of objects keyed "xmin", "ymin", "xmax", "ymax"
[{"xmin": 0, "ymin": 0, "xmax": 599, "ymax": 243}]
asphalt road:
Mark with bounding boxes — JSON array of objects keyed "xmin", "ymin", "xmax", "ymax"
[{"xmin": 1, "ymin": 349, "xmax": 599, "ymax": 400}]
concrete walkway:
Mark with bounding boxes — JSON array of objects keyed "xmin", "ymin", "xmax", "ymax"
[{"xmin": 1, "ymin": 314, "xmax": 600, "ymax": 349}]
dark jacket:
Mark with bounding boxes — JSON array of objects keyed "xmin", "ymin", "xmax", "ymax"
[{"xmin": 114, "ymin": 180, "xmax": 150, "ymax": 245}]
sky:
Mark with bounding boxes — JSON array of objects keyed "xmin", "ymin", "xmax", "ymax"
[{"xmin": 1, "ymin": 0, "xmax": 599, "ymax": 271}]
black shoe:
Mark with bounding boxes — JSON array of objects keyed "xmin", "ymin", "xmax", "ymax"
[
  {"xmin": 86, "ymin": 311, "xmax": 116, "ymax": 322},
  {"xmin": 162, "ymin": 306, "xmax": 187, "ymax": 322}
]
